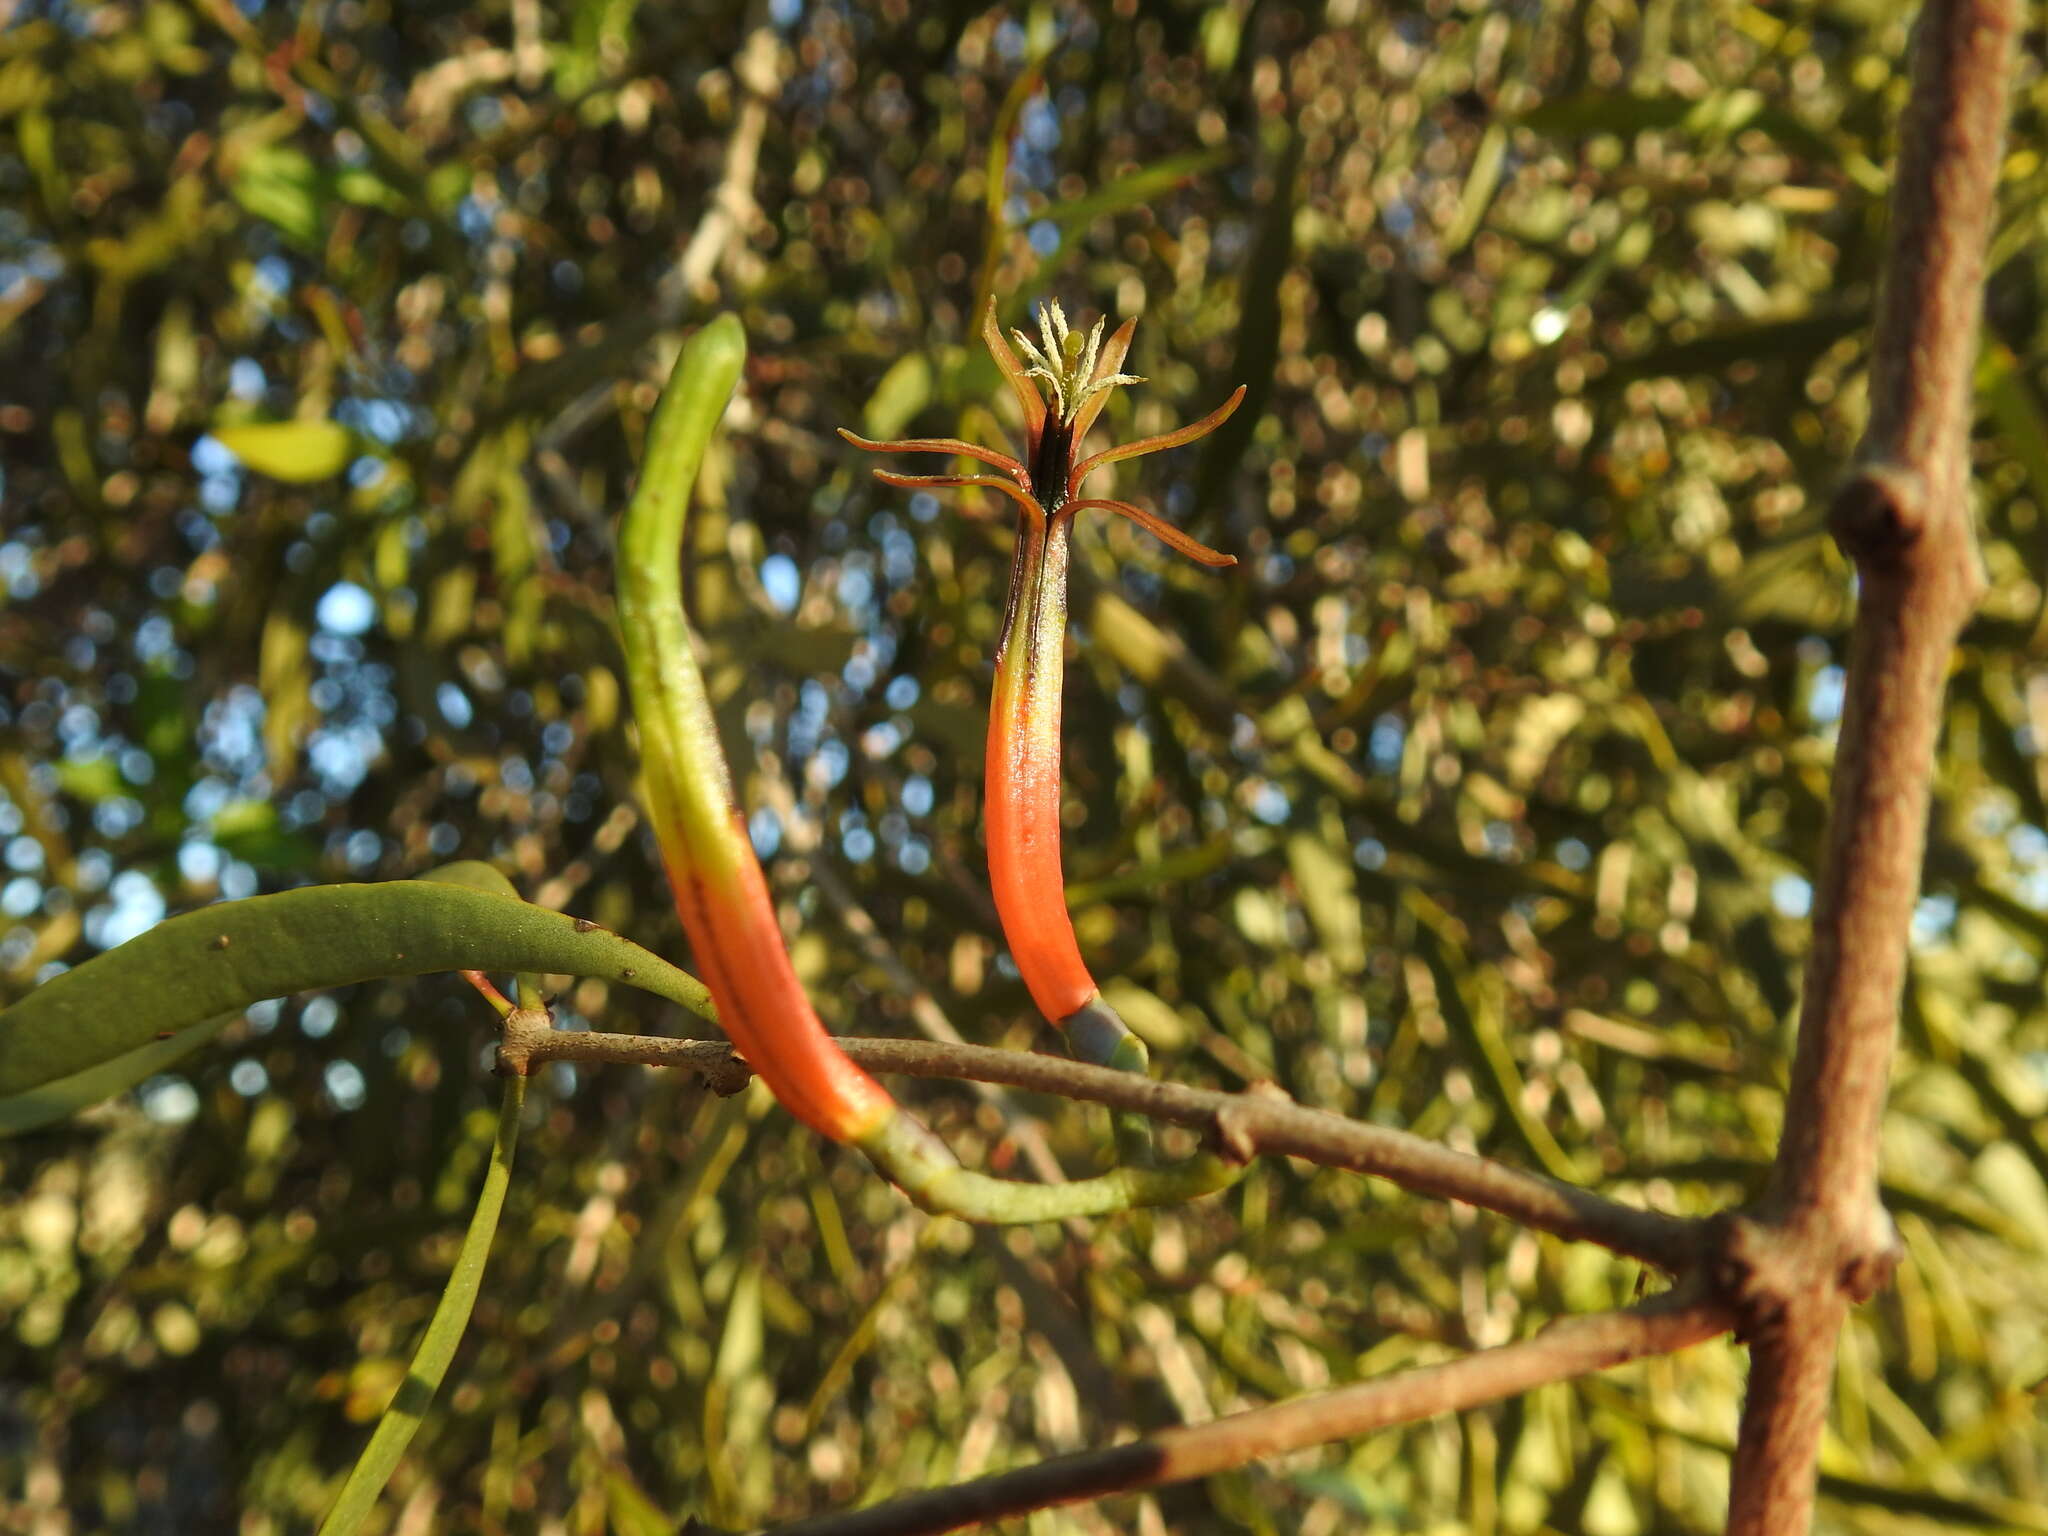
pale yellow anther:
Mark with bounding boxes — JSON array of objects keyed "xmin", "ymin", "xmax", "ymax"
[{"xmin": 1012, "ymin": 301, "xmax": 1144, "ymax": 426}]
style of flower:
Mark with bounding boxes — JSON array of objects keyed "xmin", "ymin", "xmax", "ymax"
[{"xmin": 841, "ymin": 302, "xmax": 1243, "ymax": 1069}]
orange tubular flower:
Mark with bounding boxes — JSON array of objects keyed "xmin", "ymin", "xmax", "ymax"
[{"xmin": 842, "ymin": 302, "xmax": 1243, "ymax": 1068}]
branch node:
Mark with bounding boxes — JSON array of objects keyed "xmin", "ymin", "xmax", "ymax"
[
  {"xmin": 699, "ymin": 1049, "xmax": 754, "ymax": 1097},
  {"xmin": 1710, "ymin": 1213, "xmax": 1792, "ymax": 1346},
  {"xmin": 1211, "ymin": 1101, "xmax": 1260, "ymax": 1164},
  {"xmin": 495, "ymin": 1006, "xmax": 552, "ymax": 1077},
  {"xmin": 1838, "ymin": 1205, "xmax": 1904, "ymax": 1303},
  {"xmin": 1709, "ymin": 1202, "xmax": 1903, "ymax": 1348},
  {"xmin": 1828, "ymin": 463, "xmax": 1928, "ymax": 566}
]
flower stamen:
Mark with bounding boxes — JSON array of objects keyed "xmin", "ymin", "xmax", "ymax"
[{"xmin": 1011, "ymin": 300, "xmax": 1146, "ymax": 427}]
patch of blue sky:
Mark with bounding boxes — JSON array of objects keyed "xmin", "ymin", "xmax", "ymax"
[
  {"xmin": 323, "ymin": 1060, "xmax": 367, "ymax": 1110},
  {"xmin": 308, "ymin": 721, "xmax": 382, "ymax": 795},
  {"xmin": 316, "ymin": 581, "xmax": 376, "ymax": 636},
  {"xmin": 761, "ymin": 552, "xmax": 800, "ymax": 614},
  {"xmin": 1771, "ymin": 874, "xmax": 1813, "ymax": 919},
  {"xmin": 1248, "ymin": 782, "xmax": 1290, "ymax": 826},
  {"xmin": 301, "ymin": 996, "xmax": 339, "ymax": 1038},
  {"xmin": 902, "ymin": 774, "xmax": 933, "ymax": 817},
  {"xmin": 437, "ymin": 682, "xmax": 473, "ymax": 727},
  {"xmin": 140, "ymin": 1076, "xmax": 200, "ymax": 1125},
  {"xmin": 1807, "ymin": 664, "xmax": 1845, "ymax": 726},
  {"xmin": 749, "ymin": 807, "xmax": 782, "ymax": 859},
  {"xmin": 89, "ymin": 869, "xmax": 166, "ymax": 949}
]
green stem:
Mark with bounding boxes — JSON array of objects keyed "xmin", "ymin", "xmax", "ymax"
[
  {"xmin": 858, "ymin": 1111, "xmax": 1239, "ymax": 1222},
  {"xmin": 317, "ymin": 1073, "xmax": 526, "ymax": 1536}
]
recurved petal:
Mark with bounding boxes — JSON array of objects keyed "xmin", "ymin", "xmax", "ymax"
[
  {"xmin": 980, "ymin": 301, "xmax": 1046, "ymax": 452},
  {"xmin": 873, "ymin": 470, "xmax": 1047, "ymax": 521},
  {"xmin": 1069, "ymin": 384, "xmax": 1248, "ymax": 494},
  {"xmin": 836, "ymin": 428, "xmax": 1027, "ymax": 481},
  {"xmin": 1068, "ymin": 498, "xmax": 1236, "ymax": 567}
]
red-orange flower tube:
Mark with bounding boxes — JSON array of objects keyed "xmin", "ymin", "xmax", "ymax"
[{"xmin": 843, "ymin": 301, "xmax": 1242, "ymax": 1071}]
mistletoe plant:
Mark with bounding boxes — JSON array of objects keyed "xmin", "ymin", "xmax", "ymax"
[{"xmin": 0, "ymin": 311, "xmax": 1246, "ymax": 1533}]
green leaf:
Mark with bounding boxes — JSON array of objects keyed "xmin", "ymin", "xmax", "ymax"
[
  {"xmin": 316, "ymin": 1074, "xmax": 524, "ymax": 1536},
  {"xmin": 0, "ymin": 878, "xmax": 715, "ymax": 1111},
  {"xmin": 1097, "ymin": 979, "xmax": 1190, "ymax": 1051},
  {"xmin": 0, "ymin": 1015, "xmax": 233, "ymax": 1136},
  {"xmin": 54, "ymin": 756, "xmax": 124, "ymax": 804},
  {"xmin": 1599, "ymin": 312, "xmax": 1863, "ymax": 389},
  {"xmin": 213, "ymin": 420, "xmax": 357, "ymax": 482},
  {"xmin": 1984, "ymin": 345, "xmax": 2048, "ymax": 525},
  {"xmin": 416, "ymin": 860, "xmax": 524, "ymax": 898},
  {"xmin": 1034, "ymin": 150, "xmax": 1229, "ymax": 230},
  {"xmin": 332, "ymin": 165, "xmax": 407, "ymax": 215},
  {"xmin": 1286, "ymin": 830, "xmax": 1366, "ymax": 976},
  {"xmin": 860, "ymin": 352, "xmax": 931, "ymax": 441},
  {"xmin": 229, "ymin": 143, "xmax": 326, "ymax": 249},
  {"xmin": 1517, "ymin": 90, "xmax": 1835, "ymax": 159},
  {"xmin": 211, "ymin": 799, "xmax": 320, "ymax": 872},
  {"xmin": 603, "ymin": 1470, "xmax": 679, "ymax": 1536}
]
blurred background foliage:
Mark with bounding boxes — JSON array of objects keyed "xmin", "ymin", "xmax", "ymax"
[{"xmin": 2, "ymin": 0, "xmax": 2047, "ymax": 1530}]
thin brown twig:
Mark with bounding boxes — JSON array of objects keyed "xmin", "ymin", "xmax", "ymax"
[
  {"xmin": 672, "ymin": 26, "xmax": 781, "ymax": 303},
  {"xmin": 1720, "ymin": 3, "xmax": 2017, "ymax": 1533},
  {"xmin": 760, "ymin": 1290, "xmax": 1735, "ymax": 1536},
  {"xmin": 500, "ymin": 1026, "xmax": 1703, "ymax": 1270},
  {"xmin": 802, "ymin": 855, "xmax": 1074, "ymax": 1190},
  {"xmin": 751, "ymin": 753, "xmax": 1072, "ymax": 1191}
]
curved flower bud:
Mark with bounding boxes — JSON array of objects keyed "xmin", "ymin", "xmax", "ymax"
[{"xmin": 619, "ymin": 317, "xmax": 894, "ymax": 1144}]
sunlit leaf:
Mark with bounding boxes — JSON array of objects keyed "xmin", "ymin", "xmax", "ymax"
[
  {"xmin": 213, "ymin": 420, "xmax": 357, "ymax": 482},
  {"xmin": 861, "ymin": 352, "xmax": 932, "ymax": 442}
]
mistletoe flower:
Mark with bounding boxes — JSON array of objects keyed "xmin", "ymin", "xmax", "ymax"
[{"xmin": 841, "ymin": 302, "xmax": 1244, "ymax": 1073}]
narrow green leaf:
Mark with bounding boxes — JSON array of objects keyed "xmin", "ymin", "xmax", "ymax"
[
  {"xmin": 1440, "ymin": 122, "xmax": 1506, "ymax": 256},
  {"xmin": 229, "ymin": 142, "xmax": 325, "ymax": 248},
  {"xmin": 1984, "ymin": 346, "xmax": 2048, "ymax": 528},
  {"xmin": 603, "ymin": 1469, "xmax": 679, "ymax": 1536},
  {"xmin": 0, "ymin": 878, "xmax": 715, "ymax": 1107},
  {"xmin": 53, "ymin": 756, "xmax": 124, "ymax": 804},
  {"xmin": 1035, "ymin": 150, "xmax": 1229, "ymax": 229},
  {"xmin": 1195, "ymin": 128, "xmax": 1298, "ymax": 516},
  {"xmin": 1599, "ymin": 312, "xmax": 1863, "ymax": 389},
  {"xmin": 1287, "ymin": 831, "xmax": 1367, "ymax": 976},
  {"xmin": 1517, "ymin": 90, "xmax": 1835, "ymax": 159},
  {"xmin": 316, "ymin": 1073, "xmax": 525, "ymax": 1536},
  {"xmin": 211, "ymin": 799, "xmax": 320, "ymax": 872}
]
